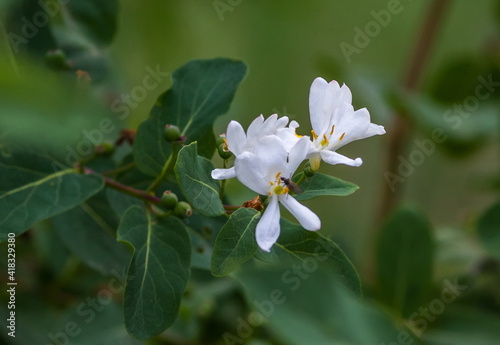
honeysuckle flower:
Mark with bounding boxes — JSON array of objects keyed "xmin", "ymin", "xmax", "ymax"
[
  {"xmin": 307, "ymin": 77, "xmax": 386, "ymax": 171},
  {"xmin": 234, "ymin": 135, "xmax": 321, "ymax": 251},
  {"xmin": 211, "ymin": 114, "xmax": 301, "ymax": 180}
]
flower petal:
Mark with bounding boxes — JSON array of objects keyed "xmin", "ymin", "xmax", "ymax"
[
  {"xmin": 331, "ymin": 107, "xmax": 371, "ymax": 149},
  {"xmin": 365, "ymin": 123, "xmax": 386, "ymax": 137},
  {"xmin": 247, "ymin": 115, "xmax": 265, "ymax": 139},
  {"xmin": 285, "ymin": 136, "xmax": 311, "ymax": 177},
  {"xmin": 256, "ymin": 196, "xmax": 281, "ymax": 252},
  {"xmin": 320, "ymin": 150, "xmax": 363, "ymax": 167},
  {"xmin": 226, "ymin": 121, "xmax": 247, "ymax": 156},
  {"xmin": 309, "ymin": 77, "xmax": 330, "ymax": 133},
  {"xmin": 234, "ymin": 152, "xmax": 269, "ymax": 195},
  {"xmin": 211, "ymin": 167, "xmax": 236, "ymax": 180},
  {"xmin": 279, "ymin": 195, "xmax": 321, "ymax": 231}
]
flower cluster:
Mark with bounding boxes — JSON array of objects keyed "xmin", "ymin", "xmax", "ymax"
[{"xmin": 212, "ymin": 77, "xmax": 386, "ymax": 251}]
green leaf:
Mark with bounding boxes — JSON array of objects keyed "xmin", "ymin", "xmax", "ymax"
[
  {"xmin": 134, "ymin": 58, "xmax": 246, "ymax": 176},
  {"xmin": 0, "ymin": 150, "xmax": 104, "ymax": 240},
  {"xmin": 293, "ymin": 172, "xmax": 359, "ymax": 201},
  {"xmin": 51, "ymin": 193, "xmax": 131, "ymax": 276},
  {"xmin": 65, "ymin": 0, "xmax": 119, "ymax": 47},
  {"xmin": 235, "ymin": 257, "xmax": 416, "ymax": 345},
  {"xmin": 376, "ymin": 205, "xmax": 434, "ymax": 317},
  {"xmin": 477, "ymin": 200, "xmax": 500, "ymax": 259},
  {"xmin": 211, "ymin": 208, "xmax": 260, "ymax": 277},
  {"xmin": 274, "ymin": 218, "xmax": 361, "ymax": 294},
  {"xmin": 175, "ymin": 142, "xmax": 225, "ymax": 217},
  {"xmin": 117, "ymin": 205, "xmax": 191, "ymax": 340}
]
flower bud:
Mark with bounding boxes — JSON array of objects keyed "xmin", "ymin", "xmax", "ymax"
[
  {"xmin": 95, "ymin": 141, "xmax": 115, "ymax": 156},
  {"xmin": 164, "ymin": 124, "xmax": 181, "ymax": 142},
  {"xmin": 217, "ymin": 143, "xmax": 232, "ymax": 160},
  {"xmin": 174, "ymin": 201, "xmax": 193, "ymax": 218},
  {"xmin": 161, "ymin": 191, "xmax": 178, "ymax": 209}
]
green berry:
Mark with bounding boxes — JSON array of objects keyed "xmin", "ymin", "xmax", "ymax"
[
  {"xmin": 164, "ymin": 124, "xmax": 181, "ymax": 142},
  {"xmin": 161, "ymin": 191, "xmax": 178, "ymax": 209},
  {"xmin": 95, "ymin": 141, "xmax": 115, "ymax": 156},
  {"xmin": 174, "ymin": 201, "xmax": 193, "ymax": 218},
  {"xmin": 215, "ymin": 135, "xmax": 226, "ymax": 147},
  {"xmin": 217, "ymin": 143, "xmax": 232, "ymax": 160}
]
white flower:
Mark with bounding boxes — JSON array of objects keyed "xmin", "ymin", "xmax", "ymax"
[
  {"xmin": 234, "ymin": 135, "xmax": 321, "ymax": 252},
  {"xmin": 307, "ymin": 77, "xmax": 386, "ymax": 171},
  {"xmin": 211, "ymin": 114, "xmax": 301, "ymax": 180}
]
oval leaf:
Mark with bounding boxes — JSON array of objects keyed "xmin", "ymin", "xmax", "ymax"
[
  {"xmin": 211, "ymin": 207, "xmax": 260, "ymax": 277},
  {"xmin": 175, "ymin": 142, "xmax": 225, "ymax": 217},
  {"xmin": 376, "ymin": 205, "xmax": 434, "ymax": 317},
  {"xmin": 293, "ymin": 173, "xmax": 359, "ymax": 201},
  {"xmin": 117, "ymin": 205, "xmax": 191, "ymax": 340},
  {"xmin": 134, "ymin": 58, "xmax": 247, "ymax": 176},
  {"xmin": 0, "ymin": 150, "xmax": 103, "ymax": 240}
]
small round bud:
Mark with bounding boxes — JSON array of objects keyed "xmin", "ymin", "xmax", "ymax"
[
  {"xmin": 217, "ymin": 143, "xmax": 232, "ymax": 160},
  {"xmin": 45, "ymin": 49, "xmax": 70, "ymax": 70},
  {"xmin": 95, "ymin": 141, "xmax": 115, "ymax": 156},
  {"xmin": 304, "ymin": 161, "xmax": 315, "ymax": 177},
  {"xmin": 174, "ymin": 201, "xmax": 193, "ymax": 218},
  {"xmin": 161, "ymin": 191, "xmax": 178, "ymax": 209},
  {"xmin": 164, "ymin": 124, "xmax": 181, "ymax": 142},
  {"xmin": 215, "ymin": 135, "xmax": 226, "ymax": 147}
]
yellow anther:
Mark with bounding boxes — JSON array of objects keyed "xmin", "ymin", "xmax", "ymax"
[
  {"xmin": 269, "ymin": 181, "xmax": 274, "ymax": 186},
  {"xmin": 329, "ymin": 125, "xmax": 335, "ymax": 135},
  {"xmin": 311, "ymin": 130, "xmax": 318, "ymax": 140},
  {"xmin": 339, "ymin": 132, "xmax": 346, "ymax": 141},
  {"xmin": 320, "ymin": 134, "xmax": 329, "ymax": 147},
  {"xmin": 275, "ymin": 172, "xmax": 282, "ymax": 179}
]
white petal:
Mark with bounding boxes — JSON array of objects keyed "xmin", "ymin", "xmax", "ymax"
[
  {"xmin": 234, "ymin": 152, "xmax": 269, "ymax": 195},
  {"xmin": 275, "ymin": 115, "xmax": 289, "ymax": 129},
  {"xmin": 331, "ymin": 107, "xmax": 371, "ymax": 149},
  {"xmin": 256, "ymin": 196, "xmax": 281, "ymax": 252},
  {"xmin": 249, "ymin": 135, "xmax": 288, "ymax": 181},
  {"xmin": 364, "ymin": 123, "xmax": 386, "ymax": 137},
  {"xmin": 285, "ymin": 137, "xmax": 310, "ymax": 177},
  {"xmin": 320, "ymin": 150, "xmax": 363, "ymax": 167},
  {"xmin": 309, "ymin": 77, "xmax": 329, "ymax": 133},
  {"xmin": 226, "ymin": 121, "xmax": 247, "ymax": 156},
  {"xmin": 247, "ymin": 115, "xmax": 265, "ymax": 139},
  {"xmin": 339, "ymin": 83, "xmax": 353, "ymax": 104},
  {"xmin": 211, "ymin": 167, "xmax": 236, "ymax": 180},
  {"xmin": 279, "ymin": 195, "xmax": 321, "ymax": 231}
]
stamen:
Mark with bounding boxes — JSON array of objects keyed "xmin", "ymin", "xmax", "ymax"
[
  {"xmin": 329, "ymin": 125, "xmax": 335, "ymax": 135},
  {"xmin": 320, "ymin": 134, "xmax": 329, "ymax": 147},
  {"xmin": 269, "ymin": 181, "xmax": 274, "ymax": 186},
  {"xmin": 311, "ymin": 130, "xmax": 318, "ymax": 140},
  {"xmin": 275, "ymin": 172, "xmax": 282, "ymax": 179},
  {"xmin": 339, "ymin": 132, "xmax": 346, "ymax": 141}
]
